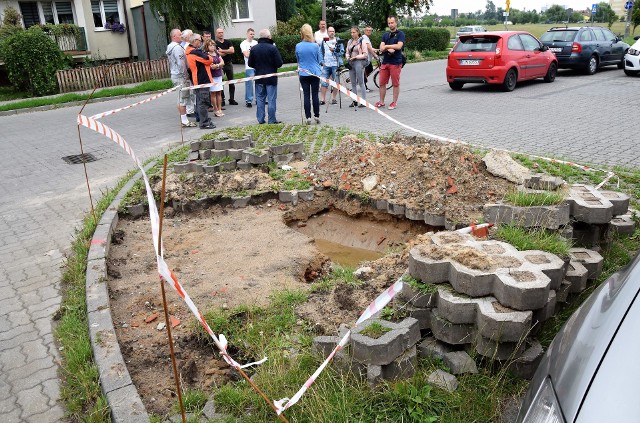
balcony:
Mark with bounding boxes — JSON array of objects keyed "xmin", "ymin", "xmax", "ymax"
[{"xmin": 43, "ymin": 25, "xmax": 88, "ymax": 54}]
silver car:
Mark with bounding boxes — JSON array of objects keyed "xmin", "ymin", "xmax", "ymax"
[
  {"xmin": 516, "ymin": 252, "xmax": 640, "ymax": 422},
  {"xmin": 455, "ymin": 25, "xmax": 486, "ymax": 40}
]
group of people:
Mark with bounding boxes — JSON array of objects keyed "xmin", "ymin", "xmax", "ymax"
[
  {"xmin": 295, "ymin": 16, "xmax": 406, "ymax": 124},
  {"xmin": 165, "ymin": 15, "xmax": 405, "ymax": 129}
]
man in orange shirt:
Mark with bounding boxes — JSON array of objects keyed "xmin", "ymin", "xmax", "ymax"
[{"xmin": 186, "ymin": 33, "xmax": 215, "ymax": 129}]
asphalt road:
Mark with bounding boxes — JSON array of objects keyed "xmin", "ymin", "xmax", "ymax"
[{"xmin": 0, "ymin": 59, "xmax": 637, "ymax": 421}]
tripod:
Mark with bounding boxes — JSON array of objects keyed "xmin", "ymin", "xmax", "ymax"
[{"xmin": 324, "ymin": 39, "xmax": 344, "ymax": 112}]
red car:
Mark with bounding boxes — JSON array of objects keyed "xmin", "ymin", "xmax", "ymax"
[{"xmin": 446, "ymin": 31, "xmax": 558, "ymax": 91}]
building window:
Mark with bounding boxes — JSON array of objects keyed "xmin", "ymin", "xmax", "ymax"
[
  {"xmin": 232, "ymin": 0, "xmax": 251, "ymax": 21},
  {"xmin": 19, "ymin": 1, "xmax": 75, "ymax": 28},
  {"xmin": 91, "ymin": 0, "xmax": 123, "ymax": 29}
]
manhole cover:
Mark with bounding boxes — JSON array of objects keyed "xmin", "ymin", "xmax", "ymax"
[{"xmin": 62, "ymin": 153, "xmax": 97, "ymax": 164}]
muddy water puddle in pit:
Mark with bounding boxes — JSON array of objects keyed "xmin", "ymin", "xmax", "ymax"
[{"xmin": 292, "ymin": 209, "xmax": 429, "ymax": 267}]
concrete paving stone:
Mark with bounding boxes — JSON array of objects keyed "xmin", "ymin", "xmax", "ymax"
[
  {"xmin": 508, "ymin": 340, "xmax": 544, "ymax": 380},
  {"xmin": 0, "ymin": 346, "xmax": 27, "ymax": 371},
  {"xmin": 16, "ymin": 385, "xmax": 49, "ymax": 419},
  {"xmin": 430, "ymin": 309, "xmax": 475, "ymax": 345},
  {"xmin": 567, "ymin": 184, "xmax": 614, "ymax": 224},
  {"xmin": 0, "ymin": 408, "xmax": 21, "ymax": 423},
  {"xmin": 351, "ymin": 317, "xmax": 420, "ymax": 366},
  {"xmin": 475, "ymin": 335, "xmax": 525, "ymax": 361},
  {"xmin": 36, "ymin": 284, "xmax": 60, "ymax": 303},
  {"xmin": 6, "ymin": 310, "xmax": 30, "ymax": 329},
  {"xmin": 524, "ymin": 173, "xmax": 565, "ymax": 191},
  {"xmin": 610, "ymin": 214, "xmax": 635, "ymax": 236},
  {"xmin": 565, "ymin": 260, "xmax": 589, "ymax": 294},
  {"xmin": 427, "ymin": 369, "xmax": 458, "ymax": 392},
  {"xmin": 519, "ymin": 251, "xmax": 568, "ymax": 291},
  {"xmin": 556, "ymin": 280, "xmax": 572, "ymax": 303},
  {"xmin": 417, "ymin": 336, "xmax": 454, "ymax": 360},
  {"xmin": 20, "ymin": 339, "xmax": 50, "ymax": 362},
  {"xmin": 443, "ymin": 351, "xmax": 478, "ymax": 375},
  {"xmin": 532, "ymin": 290, "xmax": 557, "ymax": 326},
  {"xmin": 41, "ymin": 377, "xmax": 61, "ymax": 406},
  {"xmin": 26, "ymin": 405, "xmax": 65, "ymax": 423},
  {"xmin": 397, "ymin": 280, "xmax": 438, "ymax": 308},
  {"xmin": 568, "ymin": 248, "xmax": 604, "ymax": 281},
  {"xmin": 0, "ymin": 396, "xmax": 17, "ymax": 414},
  {"xmin": 571, "ymin": 221, "xmax": 607, "ymax": 248},
  {"xmin": 483, "ymin": 202, "xmax": 570, "ymax": 229},
  {"xmin": 333, "ymin": 348, "xmax": 366, "ymax": 381},
  {"xmin": 380, "ymin": 345, "xmax": 417, "ymax": 381},
  {"xmin": 312, "ymin": 336, "xmax": 339, "ymax": 359},
  {"xmin": 27, "ymin": 295, "xmax": 60, "ymax": 315},
  {"xmin": 6, "ymin": 357, "xmax": 57, "ymax": 392},
  {"xmin": 599, "ymin": 190, "xmax": 630, "ymax": 216}
]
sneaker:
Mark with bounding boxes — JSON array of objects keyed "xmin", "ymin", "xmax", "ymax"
[
  {"xmin": 349, "ymin": 101, "xmax": 356, "ymax": 108},
  {"xmin": 306, "ymin": 118, "xmax": 312, "ymax": 125},
  {"xmin": 320, "ymin": 101, "xmax": 326, "ymax": 105},
  {"xmin": 229, "ymin": 99, "xmax": 239, "ymax": 105},
  {"xmin": 358, "ymin": 104, "xmax": 366, "ymax": 108},
  {"xmin": 331, "ymin": 99, "xmax": 337, "ymax": 105},
  {"xmin": 200, "ymin": 123, "xmax": 216, "ymax": 129},
  {"xmin": 374, "ymin": 101, "xmax": 385, "ymax": 108},
  {"xmin": 246, "ymin": 103, "xmax": 252, "ymax": 108},
  {"xmin": 181, "ymin": 121, "xmax": 197, "ymax": 127},
  {"xmin": 314, "ymin": 116, "xmax": 320, "ymax": 124},
  {"xmin": 366, "ymin": 88, "xmax": 372, "ymax": 93},
  {"xmin": 388, "ymin": 102, "xmax": 397, "ymax": 110},
  {"xmin": 186, "ymin": 113, "xmax": 196, "ymax": 118}
]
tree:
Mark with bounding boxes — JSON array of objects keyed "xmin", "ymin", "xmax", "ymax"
[
  {"xmin": 149, "ymin": 0, "xmax": 235, "ymax": 31},
  {"xmin": 545, "ymin": 5, "xmax": 566, "ymax": 22},
  {"xmin": 594, "ymin": 2, "xmax": 617, "ymax": 27},
  {"xmin": 325, "ymin": 0, "xmax": 350, "ymax": 32},
  {"xmin": 296, "ymin": 0, "xmax": 322, "ymax": 24},
  {"xmin": 484, "ymin": 0, "xmax": 497, "ymax": 21},
  {"xmin": 633, "ymin": 1, "xmax": 640, "ymax": 34},
  {"xmin": 276, "ymin": 0, "xmax": 296, "ymax": 21},
  {"xmin": 350, "ymin": 0, "xmax": 433, "ymax": 30}
]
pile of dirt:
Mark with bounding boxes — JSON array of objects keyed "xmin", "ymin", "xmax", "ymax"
[{"xmin": 311, "ymin": 135, "xmax": 514, "ymax": 224}]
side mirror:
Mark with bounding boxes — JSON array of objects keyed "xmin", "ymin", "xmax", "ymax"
[
  {"xmin": 540, "ymin": 45, "xmax": 549, "ymax": 52},
  {"xmin": 635, "ymin": 35, "xmax": 640, "ymax": 41}
]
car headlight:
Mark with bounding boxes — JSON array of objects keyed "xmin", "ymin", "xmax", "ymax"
[
  {"xmin": 521, "ymin": 377, "xmax": 565, "ymax": 423},
  {"xmin": 629, "ymin": 48, "xmax": 640, "ymax": 56}
]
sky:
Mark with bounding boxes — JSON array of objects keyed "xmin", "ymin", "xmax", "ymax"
[{"xmin": 430, "ymin": 1, "xmax": 595, "ymax": 15}]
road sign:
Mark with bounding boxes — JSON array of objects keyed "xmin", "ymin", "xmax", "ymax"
[
  {"xmin": 625, "ymin": 1, "xmax": 634, "ymax": 10},
  {"xmin": 506, "ymin": 0, "xmax": 511, "ymax": 12},
  {"xmin": 591, "ymin": 3, "xmax": 598, "ymax": 14}
]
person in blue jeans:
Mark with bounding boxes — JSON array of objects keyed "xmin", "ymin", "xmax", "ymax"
[
  {"xmin": 296, "ymin": 23, "xmax": 323, "ymax": 125},
  {"xmin": 248, "ymin": 29, "xmax": 283, "ymax": 124},
  {"xmin": 240, "ymin": 28, "xmax": 258, "ymax": 107}
]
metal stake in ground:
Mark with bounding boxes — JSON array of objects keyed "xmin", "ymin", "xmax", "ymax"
[{"xmin": 157, "ymin": 154, "xmax": 187, "ymax": 423}]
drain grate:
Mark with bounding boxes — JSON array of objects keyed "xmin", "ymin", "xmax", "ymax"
[{"xmin": 62, "ymin": 153, "xmax": 98, "ymax": 165}]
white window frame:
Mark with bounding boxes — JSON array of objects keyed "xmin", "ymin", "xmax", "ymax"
[
  {"xmin": 231, "ymin": 0, "xmax": 253, "ymax": 22},
  {"xmin": 91, "ymin": 0, "xmax": 125, "ymax": 32},
  {"xmin": 19, "ymin": 1, "xmax": 77, "ymax": 27}
]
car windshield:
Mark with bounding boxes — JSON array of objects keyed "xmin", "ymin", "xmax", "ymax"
[
  {"xmin": 453, "ymin": 36, "xmax": 498, "ymax": 52},
  {"xmin": 458, "ymin": 27, "xmax": 472, "ymax": 33},
  {"xmin": 540, "ymin": 30, "xmax": 576, "ymax": 42}
]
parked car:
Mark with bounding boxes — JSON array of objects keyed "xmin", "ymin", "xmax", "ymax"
[
  {"xmin": 540, "ymin": 26, "xmax": 629, "ymax": 74},
  {"xmin": 624, "ymin": 35, "xmax": 640, "ymax": 76},
  {"xmin": 516, "ymin": 252, "xmax": 640, "ymax": 423},
  {"xmin": 455, "ymin": 25, "xmax": 486, "ymax": 40},
  {"xmin": 446, "ymin": 31, "xmax": 558, "ymax": 92}
]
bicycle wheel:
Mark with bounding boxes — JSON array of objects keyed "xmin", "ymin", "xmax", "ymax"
[
  {"xmin": 373, "ymin": 70, "xmax": 392, "ymax": 90},
  {"xmin": 338, "ymin": 68, "xmax": 350, "ymax": 87}
]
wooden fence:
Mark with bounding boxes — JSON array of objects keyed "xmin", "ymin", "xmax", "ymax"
[{"xmin": 56, "ymin": 58, "xmax": 169, "ymax": 93}]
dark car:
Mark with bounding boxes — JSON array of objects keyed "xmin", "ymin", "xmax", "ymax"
[
  {"xmin": 516, "ymin": 252, "xmax": 640, "ymax": 422},
  {"xmin": 446, "ymin": 31, "xmax": 558, "ymax": 92},
  {"xmin": 540, "ymin": 26, "xmax": 629, "ymax": 74}
]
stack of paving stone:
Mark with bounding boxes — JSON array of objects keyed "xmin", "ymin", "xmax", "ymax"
[
  {"xmin": 173, "ymin": 134, "xmax": 305, "ymax": 174},
  {"xmin": 402, "ymin": 231, "xmax": 604, "ymax": 377},
  {"xmin": 312, "ymin": 317, "xmax": 422, "ymax": 388},
  {"xmin": 484, "ymin": 175, "xmax": 634, "ymax": 247}
]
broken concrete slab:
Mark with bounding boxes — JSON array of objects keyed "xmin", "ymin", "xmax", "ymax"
[
  {"xmin": 351, "ymin": 318, "xmax": 420, "ymax": 366},
  {"xmin": 427, "ymin": 369, "xmax": 458, "ymax": 392},
  {"xmin": 417, "ymin": 336, "xmax": 454, "ymax": 360},
  {"xmin": 508, "ymin": 340, "xmax": 544, "ymax": 380},
  {"xmin": 524, "ymin": 173, "xmax": 565, "ymax": 191},
  {"xmin": 482, "ymin": 150, "xmax": 531, "ymax": 184}
]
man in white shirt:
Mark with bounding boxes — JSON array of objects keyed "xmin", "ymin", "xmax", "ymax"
[
  {"xmin": 240, "ymin": 28, "xmax": 258, "ymax": 108},
  {"xmin": 319, "ymin": 27, "xmax": 342, "ymax": 105},
  {"xmin": 314, "ymin": 20, "xmax": 329, "ymax": 45}
]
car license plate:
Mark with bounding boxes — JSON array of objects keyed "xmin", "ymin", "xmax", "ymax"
[
  {"xmin": 460, "ymin": 59, "xmax": 480, "ymax": 65},
  {"xmin": 550, "ymin": 47, "xmax": 562, "ymax": 52}
]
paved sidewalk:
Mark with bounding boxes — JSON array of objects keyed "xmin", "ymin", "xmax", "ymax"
[{"xmin": 0, "ymin": 59, "xmax": 638, "ymax": 422}]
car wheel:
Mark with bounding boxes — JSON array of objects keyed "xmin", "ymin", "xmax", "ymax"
[
  {"xmin": 586, "ymin": 55, "xmax": 598, "ymax": 75},
  {"xmin": 501, "ymin": 69, "xmax": 517, "ymax": 92},
  {"xmin": 618, "ymin": 51, "xmax": 627, "ymax": 69},
  {"xmin": 544, "ymin": 62, "xmax": 557, "ymax": 83},
  {"xmin": 449, "ymin": 82, "xmax": 464, "ymax": 90},
  {"xmin": 624, "ymin": 68, "xmax": 640, "ymax": 76}
]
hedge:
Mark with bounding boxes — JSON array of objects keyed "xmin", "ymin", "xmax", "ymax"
[{"xmin": 223, "ymin": 27, "xmax": 450, "ymax": 65}]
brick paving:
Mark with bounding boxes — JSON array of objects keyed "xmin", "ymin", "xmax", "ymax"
[{"xmin": 0, "ymin": 60, "xmax": 638, "ymax": 421}]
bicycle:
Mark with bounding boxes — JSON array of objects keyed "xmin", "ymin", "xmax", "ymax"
[{"xmin": 338, "ymin": 57, "xmax": 391, "ymax": 91}]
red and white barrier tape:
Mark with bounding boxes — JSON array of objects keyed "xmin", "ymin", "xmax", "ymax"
[
  {"xmin": 77, "ymin": 113, "xmax": 266, "ymax": 371},
  {"xmin": 457, "ymin": 223, "xmax": 493, "ymax": 234},
  {"xmin": 274, "ymin": 276, "xmax": 404, "ymax": 415},
  {"xmin": 189, "ymin": 70, "xmax": 299, "ymax": 90},
  {"xmin": 90, "ymin": 85, "xmax": 180, "ymax": 120}
]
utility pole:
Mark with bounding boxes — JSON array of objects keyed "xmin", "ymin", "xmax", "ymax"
[{"xmin": 322, "ymin": 0, "xmax": 326, "ymax": 22}]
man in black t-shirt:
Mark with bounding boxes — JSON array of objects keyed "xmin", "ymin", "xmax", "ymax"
[{"xmin": 215, "ymin": 28, "xmax": 237, "ymax": 106}]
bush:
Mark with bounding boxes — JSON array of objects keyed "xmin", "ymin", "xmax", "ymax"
[
  {"xmin": 337, "ymin": 27, "xmax": 450, "ymax": 52},
  {"xmin": 2, "ymin": 28, "xmax": 65, "ymax": 96}
]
